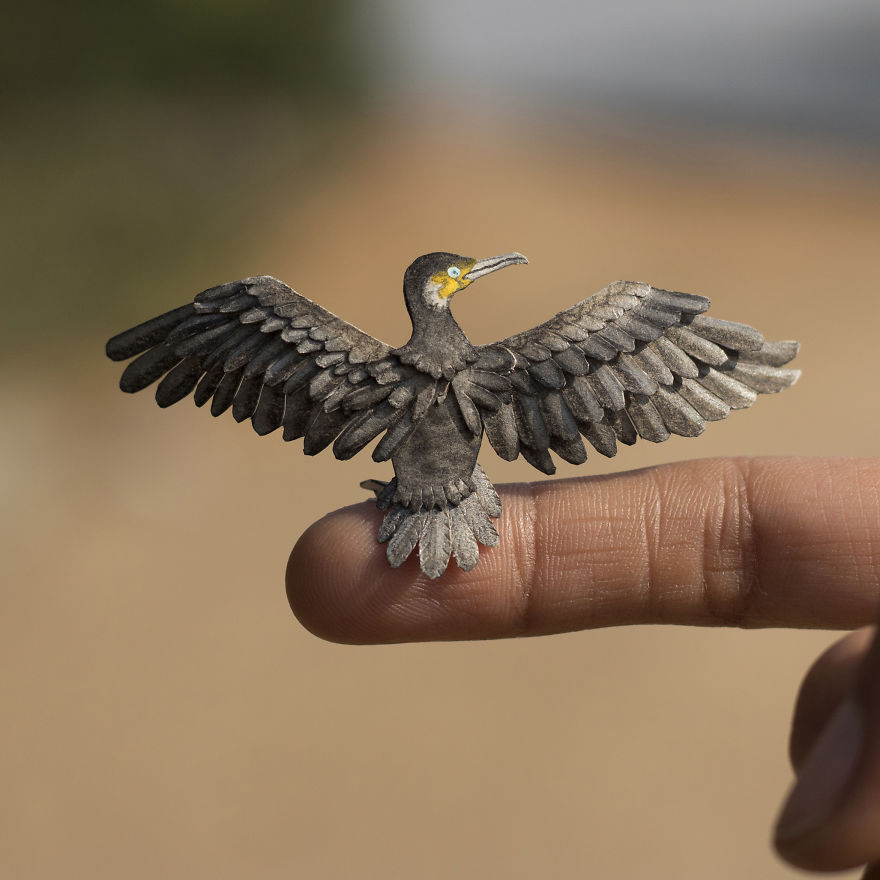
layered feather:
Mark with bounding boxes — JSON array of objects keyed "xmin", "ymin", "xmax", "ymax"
[
  {"xmin": 472, "ymin": 280, "xmax": 799, "ymax": 474},
  {"xmin": 375, "ymin": 464, "xmax": 501, "ymax": 577},
  {"xmin": 106, "ymin": 276, "xmax": 439, "ymax": 461}
]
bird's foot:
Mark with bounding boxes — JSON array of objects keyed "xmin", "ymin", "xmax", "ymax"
[{"xmin": 360, "ymin": 477, "xmax": 397, "ymax": 509}]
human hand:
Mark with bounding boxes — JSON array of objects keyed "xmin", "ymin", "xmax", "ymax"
[{"xmin": 287, "ymin": 457, "xmax": 880, "ymax": 874}]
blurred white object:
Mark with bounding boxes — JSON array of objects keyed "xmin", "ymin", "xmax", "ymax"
[{"xmin": 363, "ymin": 0, "xmax": 880, "ymax": 143}]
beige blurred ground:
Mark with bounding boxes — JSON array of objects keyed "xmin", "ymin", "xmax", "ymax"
[{"xmin": 2, "ymin": 116, "xmax": 879, "ymax": 878}]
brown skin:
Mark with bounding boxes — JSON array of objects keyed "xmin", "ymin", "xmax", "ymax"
[
  {"xmin": 780, "ymin": 625, "xmax": 880, "ymax": 872},
  {"xmin": 287, "ymin": 457, "xmax": 880, "ymax": 875}
]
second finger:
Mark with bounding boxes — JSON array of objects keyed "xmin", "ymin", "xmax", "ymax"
[{"xmin": 791, "ymin": 628, "xmax": 876, "ymax": 769}]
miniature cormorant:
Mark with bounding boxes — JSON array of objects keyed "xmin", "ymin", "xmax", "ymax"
[{"xmin": 106, "ymin": 252, "xmax": 799, "ymax": 578}]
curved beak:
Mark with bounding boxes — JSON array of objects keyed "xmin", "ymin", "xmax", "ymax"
[{"xmin": 464, "ymin": 252, "xmax": 528, "ymax": 282}]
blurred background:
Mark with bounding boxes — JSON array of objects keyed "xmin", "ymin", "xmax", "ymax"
[{"xmin": 2, "ymin": 1, "xmax": 879, "ymax": 877}]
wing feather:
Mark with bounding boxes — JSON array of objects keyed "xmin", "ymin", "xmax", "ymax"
[
  {"xmin": 119, "ymin": 344, "xmax": 182, "ymax": 393},
  {"xmin": 107, "ymin": 275, "xmax": 429, "ymax": 461},
  {"xmin": 251, "ymin": 384, "xmax": 285, "ymax": 436},
  {"xmin": 155, "ymin": 356, "xmax": 203, "ymax": 408},
  {"xmin": 483, "ymin": 403, "xmax": 520, "ymax": 461},
  {"xmin": 110, "ymin": 273, "xmax": 800, "ymax": 477},
  {"xmin": 193, "ymin": 363, "xmax": 225, "ymax": 407},
  {"xmin": 231, "ymin": 375, "xmax": 263, "ymax": 423},
  {"xmin": 106, "ymin": 304, "xmax": 195, "ymax": 360},
  {"xmin": 549, "ymin": 434, "xmax": 588, "ymax": 465},
  {"xmin": 470, "ymin": 280, "xmax": 799, "ymax": 474}
]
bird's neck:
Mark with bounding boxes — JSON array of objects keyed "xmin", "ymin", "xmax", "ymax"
[
  {"xmin": 395, "ymin": 306, "xmax": 478, "ymax": 379},
  {"xmin": 407, "ymin": 304, "xmax": 464, "ymax": 344}
]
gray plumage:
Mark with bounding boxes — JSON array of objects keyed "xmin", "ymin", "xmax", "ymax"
[{"xmin": 107, "ymin": 252, "xmax": 800, "ymax": 579}]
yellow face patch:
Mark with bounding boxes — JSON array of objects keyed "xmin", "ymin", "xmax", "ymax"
[{"xmin": 431, "ymin": 259, "xmax": 476, "ymax": 299}]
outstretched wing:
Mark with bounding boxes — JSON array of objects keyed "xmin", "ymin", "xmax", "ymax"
[
  {"xmin": 469, "ymin": 280, "xmax": 800, "ymax": 474},
  {"xmin": 106, "ymin": 276, "xmax": 437, "ymax": 461}
]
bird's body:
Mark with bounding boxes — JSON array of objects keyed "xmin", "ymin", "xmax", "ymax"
[{"xmin": 107, "ymin": 251, "xmax": 800, "ymax": 578}]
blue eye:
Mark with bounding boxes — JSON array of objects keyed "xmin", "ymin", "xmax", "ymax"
[{"xmin": 447, "ymin": 266, "xmax": 461, "ymax": 278}]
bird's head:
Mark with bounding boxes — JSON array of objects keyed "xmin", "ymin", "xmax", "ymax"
[{"xmin": 403, "ymin": 251, "xmax": 528, "ymax": 314}]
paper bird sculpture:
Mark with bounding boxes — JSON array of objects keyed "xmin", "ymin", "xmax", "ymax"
[{"xmin": 107, "ymin": 251, "xmax": 799, "ymax": 578}]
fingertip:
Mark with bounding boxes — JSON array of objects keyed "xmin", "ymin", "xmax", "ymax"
[
  {"xmin": 286, "ymin": 501, "xmax": 391, "ymax": 643},
  {"xmin": 285, "ymin": 494, "xmax": 532, "ymax": 644}
]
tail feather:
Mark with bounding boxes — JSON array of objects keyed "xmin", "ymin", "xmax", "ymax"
[
  {"xmin": 458, "ymin": 494, "xmax": 500, "ymax": 547},
  {"xmin": 377, "ymin": 505, "xmax": 408, "ymax": 542},
  {"xmin": 386, "ymin": 511, "xmax": 428, "ymax": 567},
  {"xmin": 449, "ymin": 507, "xmax": 479, "ymax": 572},
  {"xmin": 370, "ymin": 465, "xmax": 501, "ymax": 578},
  {"xmin": 471, "ymin": 465, "xmax": 502, "ymax": 517},
  {"xmin": 419, "ymin": 509, "xmax": 452, "ymax": 579}
]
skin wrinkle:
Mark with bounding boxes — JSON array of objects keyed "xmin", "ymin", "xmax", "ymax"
[
  {"xmin": 828, "ymin": 458, "xmax": 861, "ymax": 592},
  {"xmin": 780, "ymin": 463, "xmax": 847, "ymax": 590},
  {"xmin": 776, "ymin": 461, "xmax": 879, "ymax": 628},
  {"xmin": 537, "ymin": 472, "xmax": 638, "ymax": 632},
  {"xmin": 703, "ymin": 458, "xmax": 761, "ymax": 627},
  {"xmin": 736, "ymin": 457, "xmax": 762, "ymax": 626},
  {"xmin": 859, "ymin": 459, "xmax": 880, "ymax": 518},
  {"xmin": 747, "ymin": 460, "xmax": 861, "ymax": 628},
  {"xmin": 546, "ymin": 476, "xmax": 599, "ymax": 624},
  {"xmin": 701, "ymin": 479, "xmax": 720, "ymax": 621},
  {"xmin": 513, "ymin": 481, "xmax": 539, "ymax": 636},
  {"xmin": 853, "ymin": 460, "xmax": 880, "ymax": 590},
  {"xmin": 648, "ymin": 464, "xmax": 708, "ymax": 625},
  {"xmin": 642, "ymin": 466, "xmax": 664, "ymax": 624},
  {"xmin": 596, "ymin": 478, "xmax": 639, "ymax": 624}
]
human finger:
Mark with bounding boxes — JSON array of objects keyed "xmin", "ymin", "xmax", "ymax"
[
  {"xmin": 789, "ymin": 628, "xmax": 875, "ymax": 769},
  {"xmin": 775, "ymin": 622, "xmax": 880, "ymax": 871},
  {"xmin": 287, "ymin": 457, "xmax": 880, "ymax": 644}
]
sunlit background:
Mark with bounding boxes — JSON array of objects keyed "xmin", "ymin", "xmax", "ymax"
[{"xmin": 3, "ymin": 2, "xmax": 879, "ymax": 877}]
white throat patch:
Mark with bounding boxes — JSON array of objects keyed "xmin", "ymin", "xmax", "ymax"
[{"xmin": 423, "ymin": 283, "xmax": 451, "ymax": 311}]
